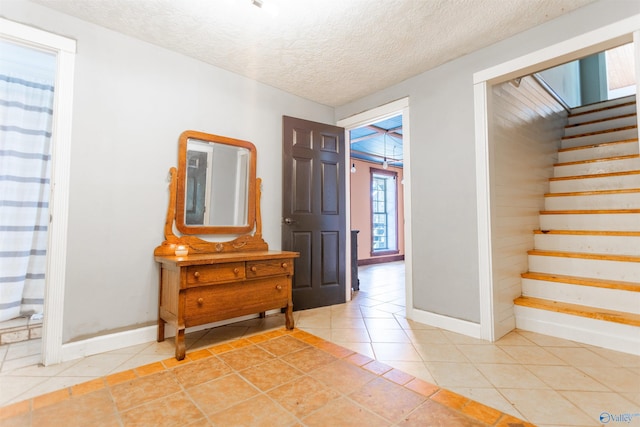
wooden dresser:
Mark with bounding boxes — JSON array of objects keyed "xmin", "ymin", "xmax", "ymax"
[
  {"xmin": 155, "ymin": 250, "xmax": 297, "ymax": 360},
  {"xmin": 155, "ymin": 131, "xmax": 299, "ymax": 360}
]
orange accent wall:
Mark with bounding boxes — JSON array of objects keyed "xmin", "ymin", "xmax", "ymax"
[{"xmin": 349, "ymin": 158, "xmax": 405, "ymax": 263}]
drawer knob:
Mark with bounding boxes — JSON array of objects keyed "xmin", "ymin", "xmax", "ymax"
[
  {"xmin": 234, "ymin": 268, "xmax": 240, "ymax": 275},
  {"xmin": 281, "ymin": 263, "xmax": 288, "ymax": 269},
  {"xmin": 250, "ymin": 266, "xmax": 257, "ymax": 272},
  {"xmin": 197, "ymin": 298, "xmax": 204, "ymax": 305},
  {"xmin": 276, "ymin": 285, "xmax": 282, "ymax": 290},
  {"xmin": 194, "ymin": 271, "xmax": 200, "ymax": 278}
]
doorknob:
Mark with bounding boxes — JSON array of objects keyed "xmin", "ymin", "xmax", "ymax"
[{"xmin": 283, "ymin": 218, "xmax": 296, "ymax": 225}]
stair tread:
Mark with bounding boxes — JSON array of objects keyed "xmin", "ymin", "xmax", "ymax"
[
  {"xmin": 570, "ymin": 100, "xmax": 636, "ymax": 117},
  {"xmin": 557, "ymin": 138, "xmax": 638, "ymax": 152},
  {"xmin": 561, "ymin": 125, "xmax": 637, "ymax": 140},
  {"xmin": 521, "ymin": 271, "xmax": 639, "ymax": 292},
  {"xmin": 555, "ymin": 154, "xmax": 639, "ymax": 167},
  {"xmin": 549, "ymin": 170, "xmax": 640, "ymax": 181},
  {"xmin": 565, "ymin": 113, "xmax": 637, "ymax": 129},
  {"xmin": 527, "ymin": 249, "xmax": 640, "ymax": 262},
  {"xmin": 545, "ymin": 188, "xmax": 640, "ymax": 197},
  {"xmin": 514, "ymin": 296, "xmax": 640, "ymax": 326},
  {"xmin": 540, "ymin": 209, "xmax": 640, "ymax": 214},
  {"xmin": 533, "ymin": 229, "xmax": 640, "ymax": 236}
]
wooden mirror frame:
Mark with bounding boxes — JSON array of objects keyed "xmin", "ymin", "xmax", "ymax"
[
  {"xmin": 176, "ymin": 130, "xmax": 257, "ymax": 235},
  {"xmin": 154, "ymin": 131, "xmax": 267, "ymax": 257}
]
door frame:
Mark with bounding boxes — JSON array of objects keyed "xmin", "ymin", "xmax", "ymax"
[
  {"xmin": 473, "ymin": 16, "xmax": 640, "ymax": 341},
  {"xmin": 0, "ymin": 18, "xmax": 76, "ymax": 365},
  {"xmin": 337, "ymin": 98, "xmax": 412, "ymax": 311}
]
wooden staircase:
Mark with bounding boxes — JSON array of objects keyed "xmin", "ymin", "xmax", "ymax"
[{"xmin": 514, "ymin": 95, "xmax": 640, "ymax": 355}]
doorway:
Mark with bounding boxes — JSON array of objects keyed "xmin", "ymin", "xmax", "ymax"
[
  {"xmin": 349, "ymin": 115, "xmax": 405, "ymax": 267},
  {"xmin": 337, "ymin": 98, "xmax": 413, "ymax": 317},
  {"xmin": 0, "ymin": 18, "xmax": 76, "ymax": 366},
  {"xmin": 473, "ymin": 18, "xmax": 638, "ymax": 342}
]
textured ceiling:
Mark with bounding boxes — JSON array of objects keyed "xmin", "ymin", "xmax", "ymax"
[{"xmin": 31, "ymin": 0, "xmax": 595, "ymax": 107}]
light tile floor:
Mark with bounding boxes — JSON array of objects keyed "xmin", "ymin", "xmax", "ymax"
[
  {"xmin": 1, "ymin": 261, "xmax": 639, "ymax": 426},
  {"xmin": 0, "ymin": 329, "xmax": 531, "ymax": 426}
]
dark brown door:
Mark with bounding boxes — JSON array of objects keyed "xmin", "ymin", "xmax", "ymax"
[{"xmin": 282, "ymin": 116, "xmax": 346, "ymax": 310}]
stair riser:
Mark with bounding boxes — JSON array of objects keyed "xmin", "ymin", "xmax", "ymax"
[
  {"xmin": 514, "ymin": 305, "xmax": 640, "ymax": 355},
  {"xmin": 528, "ymin": 255, "xmax": 640, "ymax": 282},
  {"xmin": 544, "ymin": 192, "xmax": 640, "ymax": 210},
  {"xmin": 533, "ymin": 233, "xmax": 640, "ymax": 256},
  {"xmin": 521, "ymin": 278, "xmax": 640, "ymax": 313},
  {"xmin": 567, "ymin": 104, "xmax": 636, "ymax": 126},
  {"xmin": 561, "ymin": 128, "xmax": 638, "ymax": 149},
  {"xmin": 570, "ymin": 96, "xmax": 637, "ymax": 115},
  {"xmin": 564, "ymin": 116, "xmax": 637, "ymax": 137},
  {"xmin": 540, "ymin": 213, "xmax": 640, "ymax": 231},
  {"xmin": 553, "ymin": 157, "xmax": 640, "ymax": 177},
  {"xmin": 557, "ymin": 142, "xmax": 639, "ymax": 163},
  {"xmin": 549, "ymin": 174, "xmax": 640, "ymax": 192}
]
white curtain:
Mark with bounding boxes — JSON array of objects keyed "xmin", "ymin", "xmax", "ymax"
[{"xmin": 0, "ymin": 41, "xmax": 56, "ymax": 322}]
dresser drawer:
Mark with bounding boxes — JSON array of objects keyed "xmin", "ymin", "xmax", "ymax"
[
  {"xmin": 183, "ymin": 277, "xmax": 290, "ymax": 327},
  {"xmin": 186, "ymin": 262, "xmax": 245, "ymax": 286},
  {"xmin": 246, "ymin": 259, "xmax": 293, "ymax": 278}
]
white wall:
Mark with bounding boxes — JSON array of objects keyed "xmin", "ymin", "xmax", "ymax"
[
  {"xmin": 335, "ymin": 0, "xmax": 640, "ymax": 324},
  {"xmin": 538, "ymin": 62, "xmax": 582, "ymax": 107},
  {"xmin": 490, "ymin": 76, "xmax": 566, "ymax": 338},
  {"xmin": 1, "ymin": 0, "xmax": 334, "ymax": 343}
]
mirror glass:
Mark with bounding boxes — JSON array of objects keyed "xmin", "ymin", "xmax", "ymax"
[{"xmin": 176, "ymin": 131, "xmax": 256, "ymax": 235}]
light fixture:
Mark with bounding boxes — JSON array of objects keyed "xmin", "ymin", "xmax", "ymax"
[
  {"xmin": 382, "ymin": 132, "xmax": 388, "ymax": 169},
  {"xmin": 351, "ymin": 163, "xmax": 356, "ymax": 173},
  {"xmin": 249, "ymin": 0, "xmax": 279, "ymax": 16}
]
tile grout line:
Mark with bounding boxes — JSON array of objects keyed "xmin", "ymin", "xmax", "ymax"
[{"xmin": 0, "ymin": 328, "xmax": 535, "ymax": 426}]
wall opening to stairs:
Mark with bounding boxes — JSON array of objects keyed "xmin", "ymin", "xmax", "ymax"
[
  {"xmin": 473, "ymin": 17, "xmax": 639, "ymax": 354},
  {"xmin": 536, "ymin": 42, "xmax": 637, "ymax": 109}
]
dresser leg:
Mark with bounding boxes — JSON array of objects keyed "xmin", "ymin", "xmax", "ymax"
[
  {"xmin": 285, "ymin": 303, "xmax": 294, "ymax": 329},
  {"xmin": 175, "ymin": 328, "xmax": 186, "ymax": 360},
  {"xmin": 157, "ymin": 319, "xmax": 165, "ymax": 342}
]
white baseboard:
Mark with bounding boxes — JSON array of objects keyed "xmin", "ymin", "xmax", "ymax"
[
  {"xmin": 408, "ymin": 307, "xmax": 482, "ymax": 339},
  {"xmin": 493, "ymin": 314, "xmax": 516, "ymax": 341},
  {"xmin": 61, "ymin": 325, "xmax": 158, "ymax": 362},
  {"xmin": 60, "ymin": 312, "xmax": 270, "ymax": 363}
]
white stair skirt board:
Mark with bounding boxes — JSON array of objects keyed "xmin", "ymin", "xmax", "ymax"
[
  {"xmin": 567, "ymin": 104, "xmax": 637, "ymax": 125},
  {"xmin": 561, "ymin": 128, "xmax": 638, "ymax": 149},
  {"xmin": 549, "ymin": 172, "xmax": 640, "ymax": 192},
  {"xmin": 553, "ymin": 157, "xmax": 640, "ymax": 177},
  {"xmin": 527, "ymin": 253, "xmax": 640, "ymax": 282},
  {"xmin": 539, "ymin": 212, "xmax": 640, "ymax": 231},
  {"xmin": 564, "ymin": 115, "xmax": 638, "ymax": 137},
  {"xmin": 557, "ymin": 140, "xmax": 639, "ymax": 163},
  {"xmin": 544, "ymin": 191, "xmax": 640, "ymax": 210},
  {"xmin": 570, "ymin": 95, "xmax": 637, "ymax": 115},
  {"xmin": 521, "ymin": 278, "xmax": 640, "ymax": 313},
  {"xmin": 514, "ymin": 305, "xmax": 640, "ymax": 355},
  {"xmin": 533, "ymin": 232, "xmax": 640, "ymax": 256}
]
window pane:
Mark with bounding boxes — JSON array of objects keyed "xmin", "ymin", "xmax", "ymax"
[{"xmin": 371, "ymin": 172, "xmax": 397, "ymax": 253}]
